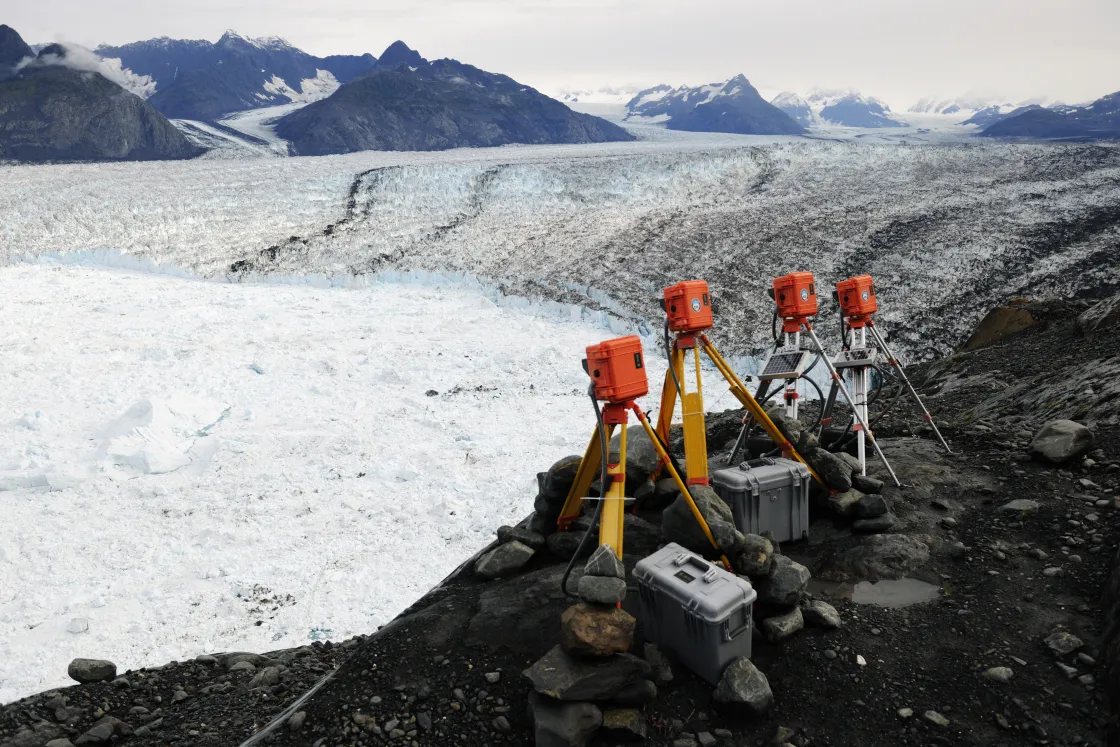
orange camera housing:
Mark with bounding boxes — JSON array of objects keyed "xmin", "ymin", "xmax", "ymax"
[
  {"xmin": 772, "ymin": 272, "xmax": 818, "ymax": 331},
  {"xmin": 585, "ymin": 335, "xmax": 648, "ymax": 404},
  {"xmin": 836, "ymin": 275, "xmax": 877, "ymax": 327},
  {"xmin": 663, "ymin": 280, "xmax": 713, "ymax": 333}
]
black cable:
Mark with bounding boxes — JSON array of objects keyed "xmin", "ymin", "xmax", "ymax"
[
  {"xmin": 664, "ymin": 320, "xmax": 684, "ymax": 403},
  {"xmin": 562, "ymin": 384, "xmax": 610, "ymax": 598}
]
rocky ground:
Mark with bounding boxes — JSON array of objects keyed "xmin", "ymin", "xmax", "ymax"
[{"xmin": 3, "ymin": 294, "xmax": 1119, "ymax": 747}]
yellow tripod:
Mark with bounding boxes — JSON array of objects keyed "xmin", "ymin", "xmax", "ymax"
[
  {"xmin": 655, "ymin": 332, "xmax": 825, "ymax": 489},
  {"xmin": 556, "ymin": 398, "xmax": 731, "ymax": 568}
]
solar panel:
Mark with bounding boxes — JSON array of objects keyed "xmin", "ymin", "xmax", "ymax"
[
  {"xmin": 832, "ymin": 347, "xmax": 879, "ymax": 370},
  {"xmin": 759, "ymin": 349, "xmax": 811, "ymax": 380}
]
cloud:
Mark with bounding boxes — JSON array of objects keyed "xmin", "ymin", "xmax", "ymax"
[{"xmin": 18, "ymin": 42, "xmax": 157, "ymax": 99}]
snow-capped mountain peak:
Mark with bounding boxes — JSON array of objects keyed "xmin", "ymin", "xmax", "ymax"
[
  {"xmin": 217, "ymin": 30, "xmax": 294, "ymax": 52},
  {"xmin": 624, "ymin": 75, "xmax": 804, "ymax": 135}
]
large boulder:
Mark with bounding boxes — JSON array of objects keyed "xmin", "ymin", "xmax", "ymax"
[
  {"xmin": 67, "ymin": 658, "xmax": 117, "ymax": 684},
  {"xmin": 524, "ymin": 646, "xmax": 651, "ymax": 701},
  {"xmin": 584, "ymin": 545, "xmax": 625, "ymax": 579},
  {"xmin": 734, "ymin": 533, "xmax": 775, "ymax": 577},
  {"xmin": 560, "ymin": 604, "xmax": 635, "ymax": 657},
  {"xmin": 662, "ymin": 485, "xmax": 743, "ymax": 557},
  {"xmin": 964, "ymin": 304, "xmax": 1037, "ymax": 349},
  {"xmin": 756, "ymin": 554, "xmax": 810, "ymax": 607},
  {"xmin": 609, "ymin": 425, "xmax": 662, "ymax": 492},
  {"xmin": 577, "ymin": 576, "xmax": 627, "ymax": 606},
  {"xmin": 1078, "ymin": 295, "xmax": 1120, "ymax": 334},
  {"xmin": 802, "ymin": 446, "xmax": 854, "ymax": 492},
  {"xmin": 827, "ymin": 489, "xmax": 864, "ymax": 517},
  {"xmin": 1029, "ymin": 420, "xmax": 1094, "ymax": 465},
  {"xmin": 836, "ymin": 534, "xmax": 930, "ymax": 581},
  {"xmin": 761, "ymin": 606, "xmax": 804, "ymax": 642},
  {"xmin": 713, "ymin": 656, "xmax": 774, "ymax": 714},
  {"xmin": 529, "ymin": 693, "xmax": 602, "ymax": 747},
  {"xmin": 533, "ymin": 455, "xmax": 584, "ymax": 535},
  {"xmin": 474, "ymin": 540, "xmax": 535, "ymax": 579}
]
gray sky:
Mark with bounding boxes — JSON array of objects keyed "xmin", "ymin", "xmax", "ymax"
[{"xmin": 7, "ymin": 0, "xmax": 1118, "ymax": 108}]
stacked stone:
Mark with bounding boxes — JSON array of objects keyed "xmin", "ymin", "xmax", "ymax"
[
  {"xmin": 523, "ymin": 545, "xmax": 658, "ymax": 745},
  {"xmin": 766, "ymin": 404, "xmax": 897, "ymax": 534}
]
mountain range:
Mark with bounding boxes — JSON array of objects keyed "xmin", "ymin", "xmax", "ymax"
[
  {"xmin": 981, "ymin": 91, "xmax": 1120, "ymax": 139},
  {"xmin": 0, "ymin": 25, "xmax": 200, "ymax": 162},
  {"xmin": 624, "ymin": 76, "xmax": 804, "ymax": 135},
  {"xmin": 274, "ymin": 42, "xmax": 633, "ymax": 154}
]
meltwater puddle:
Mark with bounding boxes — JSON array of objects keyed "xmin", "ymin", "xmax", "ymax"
[{"xmin": 809, "ymin": 577, "xmax": 943, "ymax": 608}]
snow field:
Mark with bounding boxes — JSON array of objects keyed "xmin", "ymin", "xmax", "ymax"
[{"xmin": 0, "ymin": 263, "xmax": 675, "ymax": 703}]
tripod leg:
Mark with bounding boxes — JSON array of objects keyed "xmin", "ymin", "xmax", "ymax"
[
  {"xmin": 869, "ymin": 323, "xmax": 952, "ymax": 454},
  {"xmin": 633, "ymin": 406, "xmax": 731, "ymax": 569},
  {"xmin": 727, "ymin": 419, "xmax": 749, "ymax": 466},
  {"xmin": 557, "ymin": 422, "xmax": 616, "ymax": 530},
  {"xmin": 805, "ymin": 325, "xmax": 901, "ymax": 487},
  {"xmin": 855, "ymin": 367, "xmax": 867, "ymax": 475},
  {"xmin": 654, "ymin": 354, "xmax": 680, "ymax": 450},
  {"xmin": 818, "ymin": 379, "xmax": 840, "ymax": 441},
  {"xmin": 599, "ymin": 420, "xmax": 627, "ymax": 558},
  {"xmin": 681, "ymin": 346, "xmax": 709, "ymax": 485}
]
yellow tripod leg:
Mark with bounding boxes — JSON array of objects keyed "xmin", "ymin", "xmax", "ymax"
[
  {"xmin": 634, "ymin": 407, "xmax": 731, "ymax": 569},
  {"xmin": 654, "ymin": 352, "xmax": 680, "ymax": 448},
  {"xmin": 681, "ymin": 345, "xmax": 709, "ymax": 484},
  {"xmin": 701, "ymin": 339, "xmax": 827, "ymax": 490},
  {"xmin": 557, "ymin": 422, "xmax": 616, "ymax": 529},
  {"xmin": 598, "ymin": 421, "xmax": 627, "ymax": 558}
]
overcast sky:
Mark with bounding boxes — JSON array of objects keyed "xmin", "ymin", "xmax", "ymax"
[{"xmin": 7, "ymin": 0, "xmax": 1118, "ymax": 108}]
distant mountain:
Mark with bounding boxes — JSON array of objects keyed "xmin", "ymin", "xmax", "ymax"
[
  {"xmin": 961, "ymin": 104, "xmax": 1040, "ymax": 129},
  {"xmin": 274, "ymin": 42, "xmax": 634, "ymax": 155},
  {"xmin": 809, "ymin": 89, "xmax": 905, "ymax": 128},
  {"xmin": 982, "ymin": 91, "xmax": 1120, "ymax": 140},
  {"xmin": 625, "ymin": 76, "xmax": 804, "ymax": 135},
  {"xmin": 770, "ymin": 91, "xmax": 813, "ymax": 128},
  {"xmin": 0, "ymin": 26, "xmax": 201, "ymax": 162},
  {"xmin": 554, "ymin": 85, "xmax": 642, "ymax": 105},
  {"xmin": 96, "ymin": 31, "xmax": 377, "ymax": 120}
]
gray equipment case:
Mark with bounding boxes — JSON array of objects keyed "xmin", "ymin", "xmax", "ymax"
[
  {"xmin": 712, "ymin": 457, "xmax": 811, "ymax": 543},
  {"xmin": 633, "ymin": 542, "xmax": 757, "ymax": 685}
]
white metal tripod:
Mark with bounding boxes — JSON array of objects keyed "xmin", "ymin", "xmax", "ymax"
[{"xmin": 803, "ymin": 323, "xmax": 901, "ymax": 487}]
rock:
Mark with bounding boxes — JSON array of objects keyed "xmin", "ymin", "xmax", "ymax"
[
  {"xmin": 534, "ymin": 455, "xmax": 584, "ymax": 534},
  {"xmin": 646, "ymin": 478, "xmax": 682, "ymax": 511},
  {"xmin": 1079, "ymin": 295, "xmax": 1120, "ymax": 333},
  {"xmin": 67, "ymin": 658, "xmax": 117, "ymax": 684},
  {"xmin": 609, "ymin": 678, "xmax": 658, "ymax": 706},
  {"xmin": 982, "ymin": 666, "xmax": 1013, "ymax": 683},
  {"xmin": 497, "ymin": 524, "xmax": 546, "ymax": 550},
  {"xmin": 964, "ymin": 304, "xmax": 1037, "ymax": 349},
  {"xmin": 997, "ymin": 499, "xmax": 1040, "ymax": 514},
  {"xmin": 854, "ymin": 494, "xmax": 889, "ymax": 518},
  {"xmin": 474, "ymin": 540, "xmax": 535, "ymax": 579},
  {"xmin": 853, "ymin": 513, "xmax": 896, "ymax": 533},
  {"xmin": 601, "ymin": 708, "xmax": 647, "ymax": 741},
  {"xmin": 1045, "ymin": 631, "xmax": 1084, "ymax": 655},
  {"xmin": 735, "ymin": 533, "xmax": 775, "ymax": 577},
  {"xmin": 898, "ymin": 708, "xmax": 913, "ymax": 719},
  {"xmin": 801, "ymin": 600, "xmax": 842, "ymax": 629},
  {"xmin": 643, "ymin": 643, "xmax": 673, "ymax": 685},
  {"xmin": 529, "ymin": 692, "xmax": 603, "ymax": 747},
  {"xmin": 923, "ymin": 710, "xmax": 950, "ymax": 727},
  {"xmin": 577, "ymin": 575, "xmax": 627, "ymax": 605},
  {"xmin": 560, "ymin": 603, "xmax": 635, "ymax": 657},
  {"xmin": 609, "ymin": 425, "xmax": 662, "ymax": 491},
  {"xmin": 524, "ymin": 645, "xmax": 650, "ymax": 700},
  {"xmin": 546, "ymin": 530, "xmax": 596, "ymax": 561},
  {"xmin": 713, "ymin": 656, "xmax": 774, "ymax": 715},
  {"xmin": 287, "ymin": 711, "xmax": 307, "ymax": 731},
  {"xmin": 802, "ymin": 447, "xmax": 853, "ymax": 492},
  {"xmin": 45, "ymin": 740, "xmax": 74, "ymax": 747},
  {"xmin": 73, "ymin": 717, "xmax": 129, "ymax": 746},
  {"xmin": 834, "ymin": 451, "xmax": 863, "ymax": 474},
  {"xmin": 172, "ymin": 689, "xmax": 189, "ymax": 703},
  {"xmin": 484, "ymin": 671, "xmax": 501, "ymax": 684},
  {"xmin": 827, "ymin": 489, "xmax": 864, "ymax": 517},
  {"xmin": 948, "ymin": 542, "xmax": 969, "ymax": 559},
  {"xmin": 662, "ymin": 485, "xmax": 742, "ymax": 557},
  {"xmin": 249, "ymin": 665, "xmax": 281, "ymax": 689},
  {"xmin": 1029, "ymin": 420, "xmax": 1094, "ymax": 465},
  {"xmin": 229, "ymin": 660, "xmax": 257, "ymax": 673},
  {"xmin": 493, "ymin": 715, "xmax": 512, "ymax": 733},
  {"xmin": 852, "ymin": 474, "xmax": 885, "ymax": 494},
  {"xmin": 761, "ymin": 607, "xmax": 804, "ymax": 642},
  {"xmin": 771, "ymin": 727, "xmax": 796, "ymax": 745},
  {"xmin": 584, "ymin": 544, "xmax": 625, "ymax": 579},
  {"xmin": 697, "ymin": 732, "xmax": 718, "ymax": 747},
  {"xmin": 756, "ymin": 555, "xmax": 810, "ymax": 606},
  {"xmin": 837, "ymin": 534, "xmax": 930, "ymax": 580}
]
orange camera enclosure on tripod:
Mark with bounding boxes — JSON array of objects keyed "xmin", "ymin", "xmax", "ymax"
[
  {"xmin": 585, "ymin": 335, "xmax": 648, "ymax": 403},
  {"xmin": 663, "ymin": 280, "xmax": 713, "ymax": 333},
  {"xmin": 836, "ymin": 275, "xmax": 877, "ymax": 321},
  {"xmin": 772, "ymin": 272, "xmax": 818, "ymax": 320}
]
